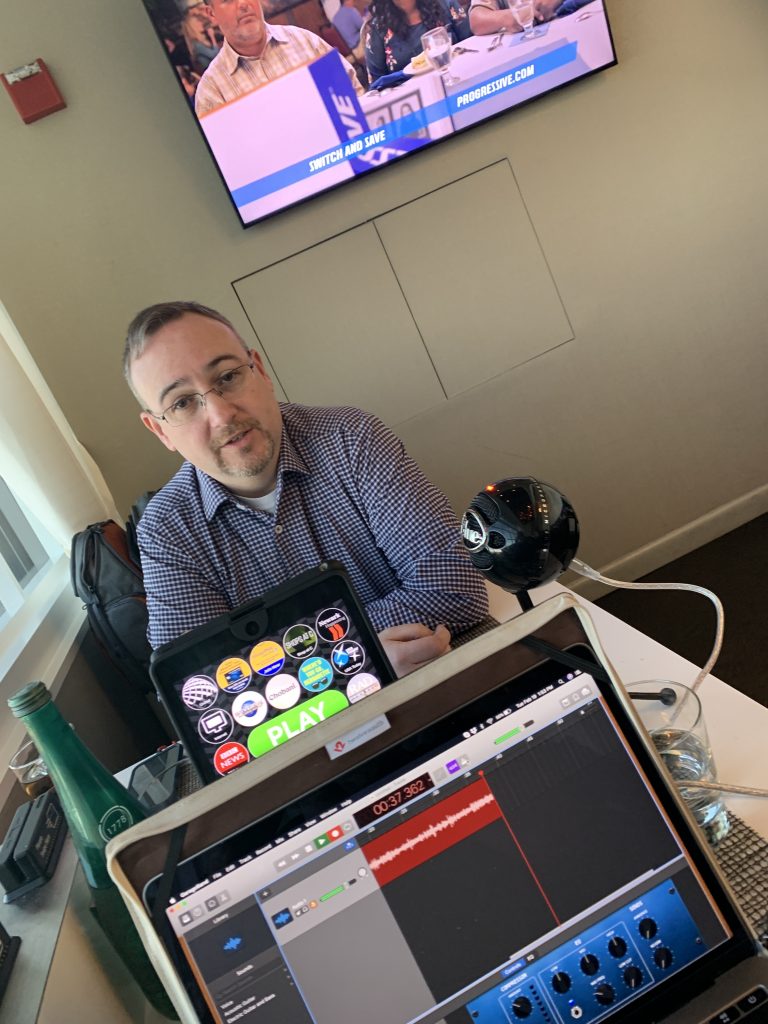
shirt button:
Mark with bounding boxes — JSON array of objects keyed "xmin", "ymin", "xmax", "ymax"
[{"xmin": 274, "ymin": 524, "xmax": 283, "ymax": 536}]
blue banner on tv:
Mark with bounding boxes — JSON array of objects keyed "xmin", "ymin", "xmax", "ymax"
[{"xmin": 231, "ymin": 43, "xmax": 578, "ymax": 210}]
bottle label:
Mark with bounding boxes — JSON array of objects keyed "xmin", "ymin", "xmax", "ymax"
[{"xmin": 98, "ymin": 805, "xmax": 135, "ymax": 842}]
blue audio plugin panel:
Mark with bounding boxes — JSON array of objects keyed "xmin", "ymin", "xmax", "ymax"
[{"xmin": 466, "ymin": 879, "xmax": 705, "ymax": 1022}]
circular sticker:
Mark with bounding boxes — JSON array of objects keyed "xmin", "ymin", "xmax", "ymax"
[
  {"xmin": 181, "ymin": 675, "xmax": 219, "ymax": 710},
  {"xmin": 298, "ymin": 657, "xmax": 334, "ymax": 694},
  {"xmin": 346, "ymin": 673, "xmax": 381, "ymax": 704},
  {"xmin": 315, "ymin": 607, "xmax": 349, "ymax": 643},
  {"xmin": 264, "ymin": 674, "xmax": 302, "ymax": 710},
  {"xmin": 283, "ymin": 623, "xmax": 318, "ymax": 660},
  {"xmin": 214, "ymin": 742, "xmax": 249, "ymax": 776},
  {"xmin": 250, "ymin": 640, "xmax": 286, "ymax": 677},
  {"xmin": 197, "ymin": 708, "xmax": 234, "ymax": 745},
  {"xmin": 216, "ymin": 657, "xmax": 252, "ymax": 693},
  {"xmin": 331, "ymin": 641, "xmax": 365, "ymax": 676},
  {"xmin": 98, "ymin": 805, "xmax": 135, "ymax": 842},
  {"xmin": 232, "ymin": 690, "xmax": 269, "ymax": 728}
]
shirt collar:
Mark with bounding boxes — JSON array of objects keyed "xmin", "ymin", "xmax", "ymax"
[
  {"xmin": 219, "ymin": 25, "xmax": 291, "ymax": 74},
  {"xmin": 195, "ymin": 415, "xmax": 310, "ymax": 522},
  {"xmin": 277, "ymin": 419, "xmax": 310, "ymax": 478}
]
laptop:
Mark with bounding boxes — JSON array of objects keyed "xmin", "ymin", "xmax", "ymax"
[
  {"xmin": 149, "ymin": 562, "xmax": 395, "ymax": 785},
  {"xmin": 143, "ymin": 634, "xmax": 768, "ymax": 1024}
]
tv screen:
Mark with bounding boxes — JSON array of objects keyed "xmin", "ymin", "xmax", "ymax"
[{"xmin": 141, "ymin": 0, "xmax": 616, "ymax": 227}]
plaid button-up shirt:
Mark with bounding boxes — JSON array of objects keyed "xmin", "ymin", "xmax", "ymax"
[
  {"xmin": 138, "ymin": 404, "xmax": 489, "ymax": 649},
  {"xmin": 194, "ymin": 28, "xmax": 364, "ymax": 116}
]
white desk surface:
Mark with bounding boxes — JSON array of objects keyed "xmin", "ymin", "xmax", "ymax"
[{"xmin": 490, "ymin": 582, "xmax": 768, "ymax": 840}]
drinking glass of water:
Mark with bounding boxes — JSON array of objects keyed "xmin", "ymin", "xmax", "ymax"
[
  {"xmin": 9, "ymin": 737, "xmax": 53, "ymax": 798},
  {"xmin": 631, "ymin": 680, "xmax": 730, "ymax": 844},
  {"xmin": 514, "ymin": 0, "xmax": 546, "ymax": 39},
  {"xmin": 421, "ymin": 27, "xmax": 458, "ymax": 86}
]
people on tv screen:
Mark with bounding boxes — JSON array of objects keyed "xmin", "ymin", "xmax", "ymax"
[
  {"xmin": 194, "ymin": 0, "xmax": 364, "ymax": 116},
  {"xmin": 365, "ymin": 0, "xmax": 469, "ymax": 81}
]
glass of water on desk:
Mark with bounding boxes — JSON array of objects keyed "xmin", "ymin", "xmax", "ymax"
[
  {"xmin": 421, "ymin": 26, "xmax": 458, "ymax": 85},
  {"xmin": 631, "ymin": 680, "xmax": 730, "ymax": 844},
  {"xmin": 514, "ymin": 0, "xmax": 546, "ymax": 39},
  {"xmin": 9, "ymin": 737, "xmax": 53, "ymax": 798}
]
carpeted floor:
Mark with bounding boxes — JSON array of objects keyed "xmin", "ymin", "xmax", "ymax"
[{"xmin": 595, "ymin": 513, "xmax": 768, "ymax": 709}]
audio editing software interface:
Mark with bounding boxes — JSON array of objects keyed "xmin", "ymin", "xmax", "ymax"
[{"xmin": 164, "ymin": 667, "xmax": 731, "ymax": 1024}]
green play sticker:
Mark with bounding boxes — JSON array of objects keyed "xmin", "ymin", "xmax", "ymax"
[{"xmin": 247, "ymin": 691, "xmax": 349, "ymax": 757}]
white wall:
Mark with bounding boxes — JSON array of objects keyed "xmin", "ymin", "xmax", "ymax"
[{"xmin": 1, "ymin": 0, "xmax": 766, "ymax": 582}]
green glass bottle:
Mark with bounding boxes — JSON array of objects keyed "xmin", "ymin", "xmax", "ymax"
[{"xmin": 8, "ymin": 681, "xmax": 177, "ymax": 1019}]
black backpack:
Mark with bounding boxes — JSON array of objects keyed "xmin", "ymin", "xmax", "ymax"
[{"xmin": 70, "ymin": 493, "xmax": 157, "ymax": 697}]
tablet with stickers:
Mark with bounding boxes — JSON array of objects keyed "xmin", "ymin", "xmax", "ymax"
[{"xmin": 149, "ymin": 561, "xmax": 395, "ymax": 784}]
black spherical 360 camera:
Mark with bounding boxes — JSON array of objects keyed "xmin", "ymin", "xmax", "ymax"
[{"xmin": 461, "ymin": 477, "xmax": 580, "ymax": 595}]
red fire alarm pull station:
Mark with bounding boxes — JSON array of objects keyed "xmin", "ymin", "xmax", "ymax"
[{"xmin": 2, "ymin": 59, "xmax": 66, "ymax": 124}]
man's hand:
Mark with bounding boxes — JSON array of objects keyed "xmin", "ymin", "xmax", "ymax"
[
  {"xmin": 469, "ymin": 6, "xmax": 522, "ymax": 36},
  {"xmin": 534, "ymin": 0, "xmax": 562, "ymax": 21},
  {"xmin": 378, "ymin": 623, "xmax": 452, "ymax": 678}
]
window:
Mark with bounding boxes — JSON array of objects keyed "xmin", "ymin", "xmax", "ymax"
[
  {"xmin": 0, "ymin": 300, "xmax": 118, "ymax": 711},
  {"xmin": 0, "ymin": 475, "xmax": 55, "ymax": 626}
]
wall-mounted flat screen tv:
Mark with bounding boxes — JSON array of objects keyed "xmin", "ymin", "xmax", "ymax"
[{"xmin": 141, "ymin": 0, "xmax": 616, "ymax": 227}]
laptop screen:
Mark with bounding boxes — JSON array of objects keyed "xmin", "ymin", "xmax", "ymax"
[{"xmin": 148, "ymin": 649, "xmax": 744, "ymax": 1024}]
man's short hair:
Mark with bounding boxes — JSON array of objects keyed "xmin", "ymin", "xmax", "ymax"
[{"xmin": 123, "ymin": 300, "xmax": 249, "ymax": 405}]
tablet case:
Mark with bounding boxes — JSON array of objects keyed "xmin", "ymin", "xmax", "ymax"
[
  {"xmin": 149, "ymin": 562, "xmax": 395, "ymax": 784},
  {"xmin": 106, "ymin": 594, "xmax": 666, "ymax": 1023}
]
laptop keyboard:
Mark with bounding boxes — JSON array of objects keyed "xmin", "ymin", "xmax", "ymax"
[
  {"xmin": 712, "ymin": 814, "xmax": 768, "ymax": 947},
  {"xmin": 176, "ymin": 758, "xmax": 203, "ymax": 799},
  {"xmin": 709, "ymin": 986, "xmax": 768, "ymax": 1023}
]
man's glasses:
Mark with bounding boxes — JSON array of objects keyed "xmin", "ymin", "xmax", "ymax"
[{"xmin": 151, "ymin": 363, "xmax": 255, "ymax": 426}]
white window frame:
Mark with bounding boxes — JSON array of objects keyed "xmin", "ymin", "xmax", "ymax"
[
  {"xmin": 0, "ymin": 474, "xmax": 60, "ymax": 621},
  {"xmin": 0, "ymin": 300, "xmax": 120, "ymax": 771},
  {"xmin": 0, "ymin": 477, "xmax": 76, "ymax": 680}
]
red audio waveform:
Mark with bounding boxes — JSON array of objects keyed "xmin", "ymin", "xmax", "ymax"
[
  {"xmin": 362, "ymin": 779, "xmax": 501, "ymax": 886},
  {"xmin": 368, "ymin": 795, "xmax": 495, "ymax": 870}
]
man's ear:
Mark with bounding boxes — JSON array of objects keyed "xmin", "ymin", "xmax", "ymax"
[
  {"xmin": 140, "ymin": 410, "xmax": 179, "ymax": 453},
  {"xmin": 250, "ymin": 349, "xmax": 274, "ymax": 388}
]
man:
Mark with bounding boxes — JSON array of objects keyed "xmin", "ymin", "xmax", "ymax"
[
  {"xmin": 194, "ymin": 0, "xmax": 364, "ymax": 116},
  {"xmin": 469, "ymin": 0, "xmax": 590, "ymax": 37},
  {"xmin": 123, "ymin": 301, "xmax": 489, "ymax": 677},
  {"xmin": 332, "ymin": 0, "xmax": 366, "ymax": 63}
]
